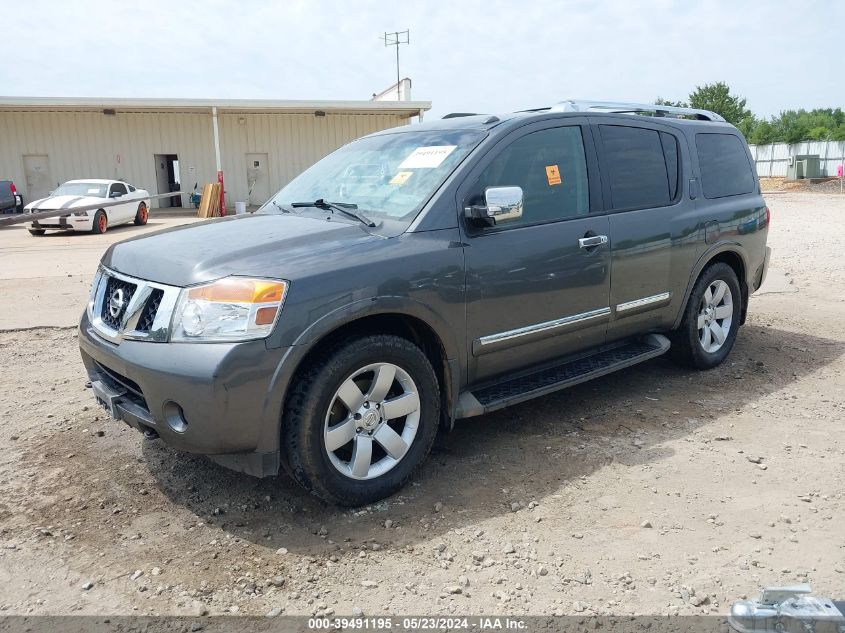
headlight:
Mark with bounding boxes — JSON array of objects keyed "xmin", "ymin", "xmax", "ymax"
[
  {"xmin": 87, "ymin": 267, "xmax": 104, "ymax": 319},
  {"xmin": 170, "ymin": 277, "xmax": 288, "ymax": 342},
  {"xmin": 71, "ymin": 210, "xmax": 89, "ymax": 217}
]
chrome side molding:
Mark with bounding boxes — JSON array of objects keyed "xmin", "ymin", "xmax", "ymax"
[
  {"xmin": 615, "ymin": 292, "xmax": 672, "ymax": 315},
  {"xmin": 474, "ymin": 307, "xmax": 611, "ymax": 355}
]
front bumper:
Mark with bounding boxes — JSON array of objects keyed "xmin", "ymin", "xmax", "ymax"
[
  {"xmin": 31, "ymin": 214, "xmax": 92, "ymax": 230},
  {"xmin": 78, "ymin": 311, "xmax": 290, "ymax": 476}
]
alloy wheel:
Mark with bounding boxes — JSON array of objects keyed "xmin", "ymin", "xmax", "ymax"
[
  {"xmin": 323, "ymin": 362, "xmax": 420, "ymax": 480},
  {"xmin": 697, "ymin": 279, "xmax": 733, "ymax": 353}
]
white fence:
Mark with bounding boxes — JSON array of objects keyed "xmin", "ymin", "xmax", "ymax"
[{"xmin": 749, "ymin": 140, "xmax": 845, "ymax": 178}]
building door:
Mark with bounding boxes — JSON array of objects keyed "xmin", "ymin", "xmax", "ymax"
[
  {"xmin": 245, "ymin": 153, "xmax": 270, "ymax": 206},
  {"xmin": 23, "ymin": 155, "xmax": 52, "ymax": 201},
  {"xmin": 153, "ymin": 154, "xmax": 181, "ymax": 208}
]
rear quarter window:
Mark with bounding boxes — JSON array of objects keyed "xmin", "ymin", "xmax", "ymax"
[{"xmin": 696, "ymin": 133, "xmax": 756, "ymax": 199}]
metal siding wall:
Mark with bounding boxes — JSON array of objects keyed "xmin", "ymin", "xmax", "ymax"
[
  {"xmin": 1, "ymin": 109, "xmax": 409, "ymax": 208},
  {"xmin": 218, "ymin": 112, "xmax": 405, "ymax": 206},
  {"xmin": 750, "ymin": 140, "xmax": 845, "ymax": 178},
  {"xmin": 0, "ymin": 110, "xmax": 217, "ymax": 207}
]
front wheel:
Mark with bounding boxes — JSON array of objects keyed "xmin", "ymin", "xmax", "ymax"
[
  {"xmin": 670, "ymin": 262, "xmax": 741, "ymax": 369},
  {"xmin": 91, "ymin": 210, "xmax": 108, "ymax": 234},
  {"xmin": 282, "ymin": 335, "xmax": 440, "ymax": 505},
  {"xmin": 134, "ymin": 202, "xmax": 148, "ymax": 225},
  {"xmin": 28, "ymin": 228, "xmax": 45, "ymax": 236}
]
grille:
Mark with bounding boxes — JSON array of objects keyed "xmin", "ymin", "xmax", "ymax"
[
  {"xmin": 136, "ymin": 288, "xmax": 164, "ymax": 333},
  {"xmin": 95, "ymin": 361, "xmax": 148, "ymax": 409},
  {"xmin": 100, "ymin": 276, "xmax": 137, "ymax": 329}
]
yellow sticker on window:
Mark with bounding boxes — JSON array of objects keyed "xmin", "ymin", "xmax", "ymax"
[
  {"xmin": 389, "ymin": 171, "xmax": 413, "ymax": 185},
  {"xmin": 545, "ymin": 165, "xmax": 562, "ymax": 186}
]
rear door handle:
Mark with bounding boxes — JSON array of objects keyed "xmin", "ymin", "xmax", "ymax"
[{"xmin": 578, "ymin": 235, "xmax": 608, "ymax": 249}]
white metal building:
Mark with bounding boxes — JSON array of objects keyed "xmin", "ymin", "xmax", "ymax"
[{"xmin": 0, "ymin": 96, "xmax": 430, "ymax": 208}]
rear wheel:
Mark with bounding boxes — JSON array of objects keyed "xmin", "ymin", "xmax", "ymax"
[
  {"xmin": 28, "ymin": 228, "xmax": 45, "ymax": 236},
  {"xmin": 282, "ymin": 335, "xmax": 440, "ymax": 505},
  {"xmin": 670, "ymin": 262, "xmax": 741, "ymax": 369},
  {"xmin": 92, "ymin": 210, "xmax": 108, "ymax": 234},
  {"xmin": 134, "ymin": 202, "xmax": 148, "ymax": 225}
]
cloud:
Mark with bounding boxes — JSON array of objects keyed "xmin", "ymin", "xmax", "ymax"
[{"xmin": 1, "ymin": 0, "xmax": 841, "ymax": 118}]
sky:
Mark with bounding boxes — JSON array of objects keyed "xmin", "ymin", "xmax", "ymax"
[{"xmin": 2, "ymin": 0, "xmax": 842, "ymax": 120}]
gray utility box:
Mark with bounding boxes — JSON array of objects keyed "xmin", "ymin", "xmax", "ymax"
[{"xmin": 786, "ymin": 154, "xmax": 822, "ymax": 180}]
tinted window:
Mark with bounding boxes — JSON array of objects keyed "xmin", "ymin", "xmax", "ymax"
[
  {"xmin": 128, "ymin": 184, "xmax": 136, "ymax": 192},
  {"xmin": 696, "ymin": 133, "xmax": 755, "ymax": 199},
  {"xmin": 473, "ymin": 126, "xmax": 589, "ymax": 228},
  {"xmin": 600, "ymin": 125, "xmax": 671, "ymax": 210},
  {"xmin": 660, "ymin": 131, "xmax": 679, "ymax": 200},
  {"xmin": 110, "ymin": 183, "xmax": 128, "ymax": 196}
]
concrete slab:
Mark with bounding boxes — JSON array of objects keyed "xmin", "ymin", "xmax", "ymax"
[
  {"xmin": 0, "ymin": 217, "xmax": 201, "ymax": 330},
  {"xmin": 755, "ymin": 268, "xmax": 798, "ymax": 295}
]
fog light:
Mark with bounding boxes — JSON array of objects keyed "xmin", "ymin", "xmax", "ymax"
[{"xmin": 163, "ymin": 401, "xmax": 188, "ymax": 433}]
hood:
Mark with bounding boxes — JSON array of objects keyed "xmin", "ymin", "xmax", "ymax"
[
  {"xmin": 102, "ymin": 212, "xmax": 381, "ymax": 287},
  {"xmin": 25, "ymin": 194, "xmax": 103, "ymax": 212}
]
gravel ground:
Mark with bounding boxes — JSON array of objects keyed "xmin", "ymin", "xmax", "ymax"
[{"xmin": 0, "ymin": 193, "xmax": 843, "ymax": 617}]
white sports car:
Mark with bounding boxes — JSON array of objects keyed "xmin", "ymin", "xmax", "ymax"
[{"xmin": 24, "ymin": 179, "xmax": 151, "ymax": 236}]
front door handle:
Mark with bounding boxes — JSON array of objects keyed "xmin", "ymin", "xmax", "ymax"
[{"xmin": 578, "ymin": 235, "xmax": 608, "ymax": 249}]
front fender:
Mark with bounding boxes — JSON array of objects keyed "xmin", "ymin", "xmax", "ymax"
[
  {"xmin": 292, "ymin": 295, "xmax": 461, "ymax": 360},
  {"xmin": 254, "ymin": 296, "xmax": 463, "ymax": 454}
]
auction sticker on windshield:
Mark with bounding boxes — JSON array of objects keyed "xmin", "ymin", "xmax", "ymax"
[
  {"xmin": 398, "ymin": 145, "xmax": 457, "ymax": 169},
  {"xmin": 389, "ymin": 171, "xmax": 413, "ymax": 185}
]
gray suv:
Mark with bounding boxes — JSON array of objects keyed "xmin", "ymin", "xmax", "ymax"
[{"xmin": 79, "ymin": 100, "xmax": 771, "ymax": 505}]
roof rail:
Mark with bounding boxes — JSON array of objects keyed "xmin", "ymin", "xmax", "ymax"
[
  {"xmin": 550, "ymin": 100, "xmax": 726, "ymax": 122},
  {"xmin": 442, "ymin": 112, "xmax": 501, "ymax": 124}
]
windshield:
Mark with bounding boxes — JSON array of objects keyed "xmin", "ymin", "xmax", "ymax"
[
  {"xmin": 264, "ymin": 128, "xmax": 486, "ymax": 225},
  {"xmin": 52, "ymin": 182, "xmax": 108, "ymax": 198}
]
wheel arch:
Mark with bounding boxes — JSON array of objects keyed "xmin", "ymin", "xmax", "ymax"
[
  {"xmin": 673, "ymin": 244, "xmax": 749, "ymax": 330},
  {"xmin": 260, "ymin": 301, "xmax": 461, "ymax": 455}
]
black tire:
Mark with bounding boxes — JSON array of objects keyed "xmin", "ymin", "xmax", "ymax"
[
  {"xmin": 28, "ymin": 228, "xmax": 45, "ymax": 236},
  {"xmin": 282, "ymin": 335, "xmax": 440, "ymax": 506},
  {"xmin": 91, "ymin": 210, "xmax": 107, "ymax": 234},
  {"xmin": 670, "ymin": 262, "xmax": 742, "ymax": 370},
  {"xmin": 134, "ymin": 202, "xmax": 148, "ymax": 226}
]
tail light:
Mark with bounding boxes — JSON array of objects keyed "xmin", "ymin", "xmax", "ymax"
[
  {"xmin": 765, "ymin": 206, "xmax": 770, "ymax": 226},
  {"xmin": 9, "ymin": 182, "xmax": 16, "ymax": 195}
]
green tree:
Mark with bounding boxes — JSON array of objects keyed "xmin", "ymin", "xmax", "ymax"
[
  {"xmin": 654, "ymin": 90, "xmax": 845, "ymax": 143},
  {"xmin": 655, "ymin": 96, "xmax": 688, "ymax": 108},
  {"xmin": 687, "ymin": 81, "xmax": 752, "ymax": 126}
]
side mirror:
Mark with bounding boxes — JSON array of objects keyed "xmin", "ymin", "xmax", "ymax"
[{"xmin": 464, "ymin": 186, "xmax": 523, "ymax": 227}]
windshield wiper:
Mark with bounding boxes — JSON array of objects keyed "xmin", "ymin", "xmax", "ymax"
[{"xmin": 290, "ymin": 199, "xmax": 376, "ymax": 228}]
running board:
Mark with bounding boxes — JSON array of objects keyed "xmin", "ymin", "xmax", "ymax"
[{"xmin": 455, "ymin": 334, "xmax": 670, "ymax": 418}]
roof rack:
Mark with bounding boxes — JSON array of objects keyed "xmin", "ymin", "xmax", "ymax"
[
  {"xmin": 442, "ymin": 112, "xmax": 501, "ymax": 124},
  {"xmin": 550, "ymin": 100, "xmax": 725, "ymax": 122}
]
